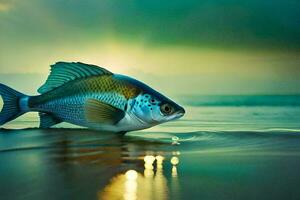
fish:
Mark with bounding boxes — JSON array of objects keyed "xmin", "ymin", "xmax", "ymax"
[{"xmin": 0, "ymin": 62, "xmax": 185, "ymax": 133}]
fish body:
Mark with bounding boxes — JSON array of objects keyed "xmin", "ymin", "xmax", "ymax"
[{"xmin": 0, "ymin": 62, "xmax": 185, "ymax": 133}]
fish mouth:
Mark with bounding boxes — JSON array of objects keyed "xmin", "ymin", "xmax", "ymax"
[{"xmin": 173, "ymin": 108, "xmax": 185, "ymax": 119}]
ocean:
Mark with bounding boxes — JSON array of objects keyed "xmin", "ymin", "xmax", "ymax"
[{"xmin": 1, "ymin": 95, "xmax": 300, "ymax": 200}]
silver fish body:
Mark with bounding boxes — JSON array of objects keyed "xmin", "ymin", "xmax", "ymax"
[{"xmin": 0, "ymin": 62, "xmax": 185, "ymax": 133}]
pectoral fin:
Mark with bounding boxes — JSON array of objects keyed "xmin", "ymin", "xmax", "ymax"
[{"xmin": 84, "ymin": 99, "xmax": 125, "ymax": 125}]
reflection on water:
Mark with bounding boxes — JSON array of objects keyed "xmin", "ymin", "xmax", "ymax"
[
  {"xmin": 0, "ymin": 128, "xmax": 184, "ymax": 200},
  {"xmin": 171, "ymin": 156, "xmax": 179, "ymax": 178},
  {"xmin": 99, "ymin": 154, "xmax": 180, "ymax": 200},
  {"xmin": 2, "ymin": 99, "xmax": 300, "ymax": 200}
]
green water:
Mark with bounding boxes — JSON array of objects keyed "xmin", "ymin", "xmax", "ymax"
[{"xmin": 1, "ymin": 96, "xmax": 300, "ymax": 200}]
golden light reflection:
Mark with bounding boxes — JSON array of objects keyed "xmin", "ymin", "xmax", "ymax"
[
  {"xmin": 125, "ymin": 170, "xmax": 138, "ymax": 181},
  {"xmin": 99, "ymin": 171, "xmax": 140, "ymax": 200},
  {"xmin": 144, "ymin": 155, "xmax": 155, "ymax": 163},
  {"xmin": 144, "ymin": 155, "xmax": 155, "ymax": 170},
  {"xmin": 156, "ymin": 155, "xmax": 164, "ymax": 169},
  {"xmin": 154, "ymin": 155, "xmax": 168, "ymax": 199},
  {"xmin": 98, "ymin": 154, "xmax": 180, "ymax": 200},
  {"xmin": 172, "ymin": 166, "xmax": 178, "ymax": 178},
  {"xmin": 171, "ymin": 157, "xmax": 179, "ymax": 165},
  {"xmin": 170, "ymin": 157, "xmax": 180, "ymax": 197},
  {"xmin": 156, "ymin": 155, "xmax": 164, "ymax": 164},
  {"xmin": 171, "ymin": 156, "xmax": 179, "ymax": 178},
  {"xmin": 124, "ymin": 170, "xmax": 138, "ymax": 200},
  {"xmin": 144, "ymin": 167, "xmax": 154, "ymax": 178}
]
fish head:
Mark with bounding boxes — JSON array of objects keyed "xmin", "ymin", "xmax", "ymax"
[
  {"xmin": 130, "ymin": 92, "xmax": 185, "ymax": 126},
  {"xmin": 115, "ymin": 74, "xmax": 185, "ymax": 128}
]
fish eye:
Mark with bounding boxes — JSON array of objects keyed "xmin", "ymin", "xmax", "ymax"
[{"xmin": 160, "ymin": 104, "xmax": 174, "ymax": 115}]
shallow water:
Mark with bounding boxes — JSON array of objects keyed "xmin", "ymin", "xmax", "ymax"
[{"xmin": 1, "ymin": 96, "xmax": 300, "ymax": 200}]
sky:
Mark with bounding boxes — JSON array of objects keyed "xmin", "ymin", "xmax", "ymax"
[{"xmin": 0, "ymin": 0, "xmax": 300, "ymax": 95}]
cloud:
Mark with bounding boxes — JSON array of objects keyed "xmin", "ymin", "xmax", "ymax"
[{"xmin": 1, "ymin": 0, "xmax": 299, "ymax": 49}]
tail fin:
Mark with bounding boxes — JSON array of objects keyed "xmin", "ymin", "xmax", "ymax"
[{"xmin": 0, "ymin": 83, "xmax": 27, "ymax": 125}]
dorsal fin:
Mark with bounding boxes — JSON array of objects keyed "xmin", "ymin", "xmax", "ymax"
[{"xmin": 38, "ymin": 62, "xmax": 113, "ymax": 94}]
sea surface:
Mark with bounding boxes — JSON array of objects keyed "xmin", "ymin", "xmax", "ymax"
[{"xmin": 1, "ymin": 95, "xmax": 300, "ymax": 200}]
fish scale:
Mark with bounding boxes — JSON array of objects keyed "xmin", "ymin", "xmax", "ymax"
[
  {"xmin": 30, "ymin": 76, "xmax": 134, "ymax": 109},
  {"xmin": 29, "ymin": 75, "xmax": 134, "ymax": 127}
]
